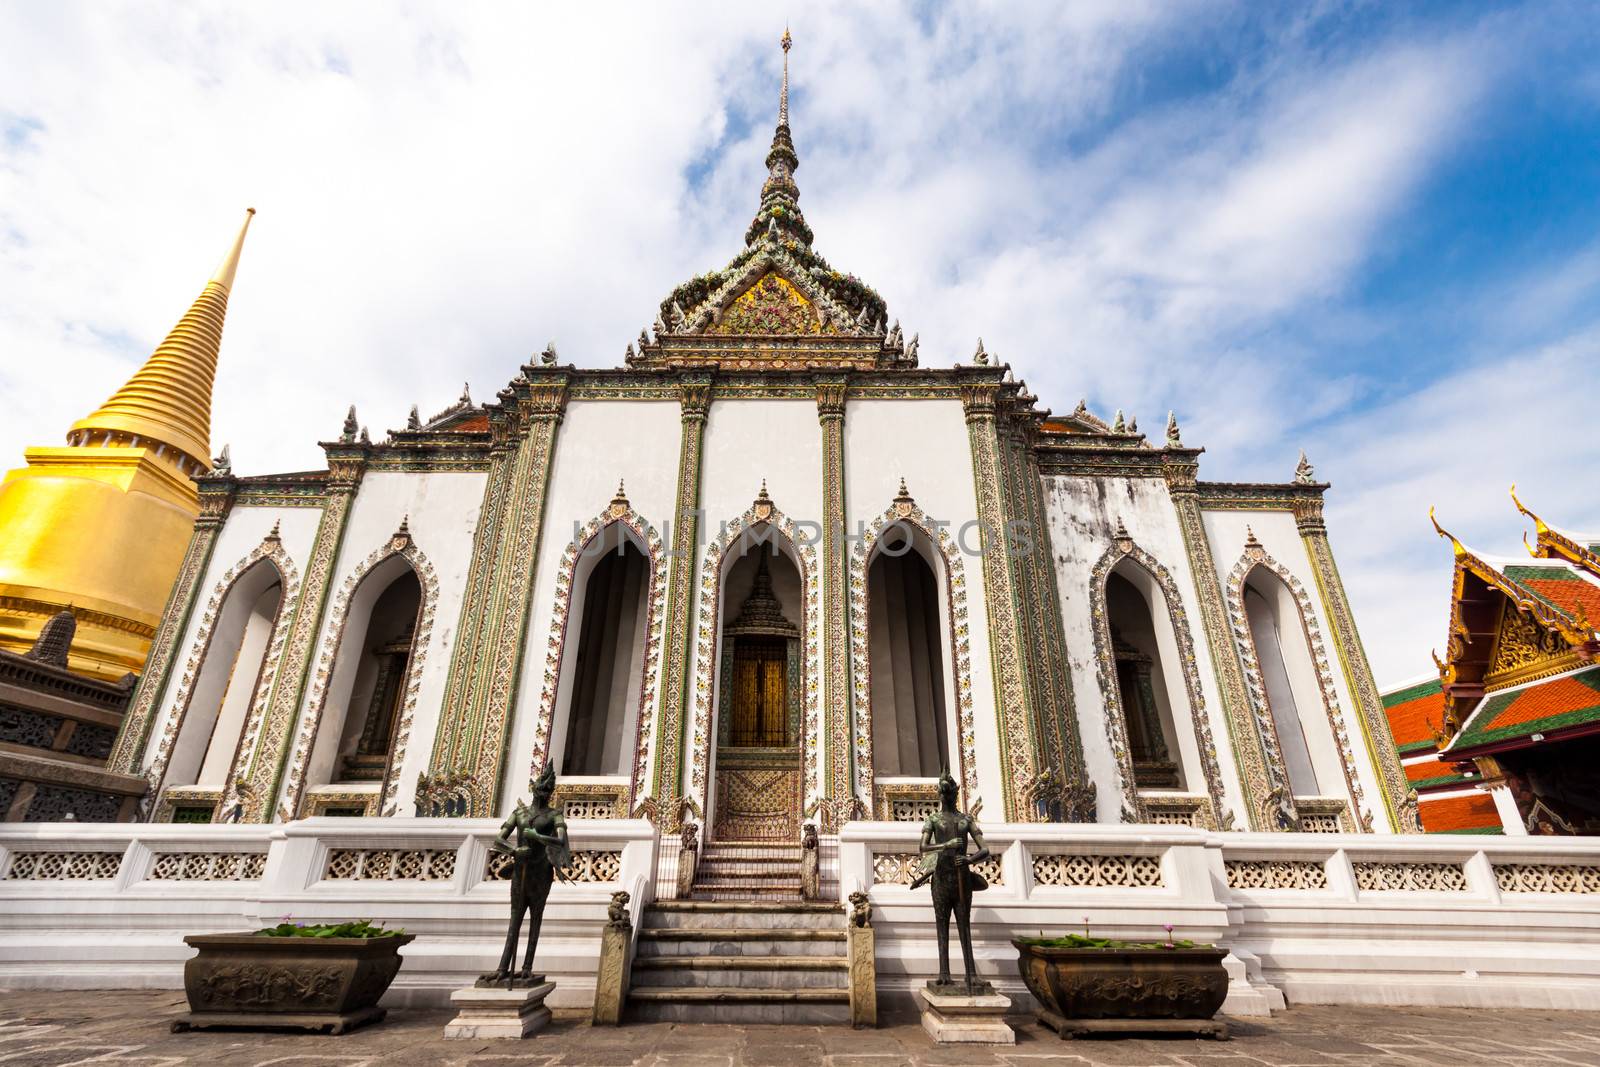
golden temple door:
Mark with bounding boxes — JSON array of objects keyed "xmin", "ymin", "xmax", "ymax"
[{"xmin": 712, "ymin": 554, "xmax": 803, "ymax": 842}]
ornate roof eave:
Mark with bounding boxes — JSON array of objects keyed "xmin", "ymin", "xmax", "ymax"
[
  {"xmin": 1513, "ymin": 484, "xmax": 1600, "ymax": 581},
  {"xmin": 1434, "ymin": 515, "xmax": 1595, "ymax": 644},
  {"xmin": 1430, "ymin": 509, "xmax": 1599, "ymax": 726}
]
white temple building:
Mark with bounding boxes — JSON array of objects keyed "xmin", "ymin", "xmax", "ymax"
[{"xmin": 3, "ymin": 36, "xmax": 1596, "ymax": 1017}]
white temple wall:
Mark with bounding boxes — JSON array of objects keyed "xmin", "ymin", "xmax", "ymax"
[
  {"xmin": 292, "ymin": 470, "xmax": 486, "ymax": 816},
  {"xmin": 136, "ymin": 504, "xmax": 324, "ymax": 779},
  {"xmin": 842, "ymin": 399, "xmax": 999, "ymax": 811},
  {"xmin": 1041, "ymin": 476, "xmax": 1250, "ymax": 826},
  {"xmin": 1200, "ymin": 508, "xmax": 1390, "ymax": 832},
  {"xmin": 506, "ymin": 400, "xmax": 680, "ymax": 809}
]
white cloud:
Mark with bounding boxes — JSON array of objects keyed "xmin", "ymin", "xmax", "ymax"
[{"xmin": 0, "ymin": 2, "xmax": 1583, "ymax": 690}]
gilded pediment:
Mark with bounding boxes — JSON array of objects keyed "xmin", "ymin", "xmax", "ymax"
[{"xmin": 707, "ymin": 272, "xmax": 829, "ymax": 335}]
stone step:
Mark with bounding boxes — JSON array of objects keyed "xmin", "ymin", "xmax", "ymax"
[
  {"xmin": 644, "ymin": 901, "xmax": 842, "ymax": 930},
  {"xmin": 631, "ymin": 955, "xmax": 848, "ymax": 989},
  {"xmin": 700, "ymin": 847, "xmax": 803, "ymax": 860},
  {"xmin": 636, "ymin": 927, "xmax": 846, "ymax": 958},
  {"xmin": 627, "ymin": 986, "xmax": 851, "ymax": 1025}
]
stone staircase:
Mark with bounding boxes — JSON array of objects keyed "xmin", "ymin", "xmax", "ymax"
[
  {"xmin": 690, "ymin": 842, "xmax": 803, "ymax": 901},
  {"xmin": 628, "ymin": 900, "xmax": 850, "ymax": 1024}
]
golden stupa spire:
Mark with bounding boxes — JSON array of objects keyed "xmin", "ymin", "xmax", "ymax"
[{"xmin": 70, "ymin": 208, "xmax": 255, "ymax": 472}]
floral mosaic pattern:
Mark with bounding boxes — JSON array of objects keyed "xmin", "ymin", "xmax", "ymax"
[
  {"xmin": 846, "ymin": 496, "xmax": 979, "ymax": 812},
  {"xmin": 688, "ymin": 493, "xmax": 820, "ymax": 834},
  {"xmin": 1224, "ymin": 544, "xmax": 1371, "ymax": 832},
  {"xmin": 1087, "ymin": 537, "xmax": 1230, "ymax": 830},
  {"xmin": 277, "ymin": 527, "xmax": 440, "ymax": 821},
  {"xmin": 528, "ymin": 497, "xmax": 666, "ymax": 807},
  {"xmin": 146, "ymin": 533, "xmax": 301, "ymax": 818},
  {"xmin": 708, "ymin": 272, "xmax": 828, "ymax": 335}
]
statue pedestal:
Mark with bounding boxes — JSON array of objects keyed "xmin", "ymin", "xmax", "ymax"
[
  {"xmin": 917, "ymin": 985, "xmax": 1014, "ymax": 1045},
  {"xmin": 443, "ymin": 981, "xmax": 555, "ymax": 1039}
]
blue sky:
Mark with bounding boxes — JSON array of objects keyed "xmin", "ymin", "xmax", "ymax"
[{"xmin": 1, "ymin": 2, "xmax": 1597, "ymax": 684}]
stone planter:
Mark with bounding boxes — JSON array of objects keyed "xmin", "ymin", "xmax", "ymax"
[
  {"xmin": 173, "ymin": 932, "xmax": 415, "ymax": 1034},
  {"xmin": 1012, "ymin": 941, "xmax": 1229, "ymax": 1039}
]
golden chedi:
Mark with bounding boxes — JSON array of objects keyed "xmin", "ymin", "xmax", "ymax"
[{"xmin": 0, "ymin": 209, "xmax": 254, "ymax": 680}]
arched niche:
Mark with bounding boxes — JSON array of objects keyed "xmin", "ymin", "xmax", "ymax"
[
  {"xmin": 164, "ymin": 559, "xmax": 284, "ymax": 797},
  {"xmin": 1222, "ymin": 534, "xmax": 1370, "ymax": 832},
  {"xmin": 847, "ymin": 490, "xmax": 979, "ymax": 822},
  {"xmin": 866, "ymin": 521, "xmax": 952, "ymax": 785},
  {"xmin": 548, "ymin": 522, "xmax": 653, "ymax": 779},
  {"xmin": 281, "ymin": 525, "xmax": 439, "ymax": 820},
  {"xmin": 1089, "ymin": 533, "xmax": 1230, "ymax": 829},
  {"xmin": 1105, "ymin": 568, "xmax": 1187, "ymax": 792},
  {"xmin": 301, "ymin": 556, "xmax": 421, "ymax": 807}
]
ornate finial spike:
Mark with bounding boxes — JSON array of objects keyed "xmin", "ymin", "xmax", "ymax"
[
  {"xmin": 1429, "ymin": 506, "xmax": 1468, "ymax": 559},
  {"xmin": 1165, "ymin": 410, "xmax": 1181, "ymax": 448},
  {"xmin": 1074, "ymin": 398, "xmax": 1088, "ymax": 417},
  {"xmin": 973, "ymin": 337, "xmax": 988, "ymax": 365},
  {"xmin": 407, "ymin": 405, "xmax": 421, "ymax": 430},
  {"xmin": 540, "ymin": 341, "xmax": 558, "ymax": 366},
  {"xmin": 1295, "ymin": 449, "xmax": 1316, "ymax": 484},
  {"xmin": 359, "ymin": 425, "xmax": 371, "ymax": 445},
  {"xmin": 266, "ymin": 517, "xmax": 281, "ymax": 541},
  {"xmin": 1509, "ymin": 482, "xmax": 1551, "ymax": 539},
  {"xmin": 758, "ymin": 478, "xmax": 769, "ymax": 499},
  {"xmin": 395, "ymin": 514, "xmax": 411, "ymax": 541},
  {"xmin": 1128, "ymin": 414, "xmax": 1138, "ymax": 434},
  {"xmin": 211, "ymin": 443, "xmax": 232, "ymax": 475},
  {"xmin": 1113, "ymin": 517, "xmax": 1131, "ymax": 542},
  {"xmin": 341, "ymin": 405, "xmax": 358, "ymax": 443},
  {"xmin": 1244, "ymin": 525, "xmax": 1262, "ymax": 549},
  {"xmin": 780, "ymin": 26, "xmax": 792, "ymax": 126},
  {"xmin": 461, "ymin": 382, "xmax": 472, "ymax": 404},
  {"xmin": 612, "ymin": 479, "xmax": 628, "ymax": 508},
  {"xmin": 1111, "ymin": 409, "xmax": 1125, "ymax": 433}
]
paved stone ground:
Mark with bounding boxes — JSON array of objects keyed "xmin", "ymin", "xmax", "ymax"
[{"xmin": 3, "ymin": 990, "xmax": 1600, "ymax": 1066}]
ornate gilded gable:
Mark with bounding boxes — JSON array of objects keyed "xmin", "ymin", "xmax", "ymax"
[
  {"xmin": 1486, "ymin": 599, "xmax": 1583, "ymax": 690},
  {"xmin": 709, "ymin": 272, "xmax": 829, "ymax": 336}
]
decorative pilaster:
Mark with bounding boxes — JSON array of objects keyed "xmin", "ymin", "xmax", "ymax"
[
  {"xmin": 961, "ymin": 378, "xmax": 1039, "ymax": 821},
  {"xmin": 999, "ymin": 398, "xmax": 1091, "ymax": 819},
  {"xmin": 815, "ymin": 375, "xmax": 853, "ymax": 827},
  {"xmin": 1293, "ymin": 492, "xmax": 1417, "ymax": 832},
  {"xmin": 653, "ymin": 373, "xmax": 712, "ymax": 829},
  {"xmin": 428, "ymin": 403, "xmax": 522, "ymax": 785},
  {"xmin": 108, "ymin": 476, "xmax": 235, "ymax": 777},
  {"xmin": 235, "ymin": 447, "xmax": 365, "ymax": 821},
  {"xmin": 1164, "ymin": 453, "xmax": 1288, "ymax": 830},
  {"xmin": 458, "ymin": 373, "xmax": 569, "ymax": 814}
]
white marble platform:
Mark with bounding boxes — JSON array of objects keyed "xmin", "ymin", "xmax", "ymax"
[{"xmin": 443, "ymin": 981, "xmax": 555, "ymax": 1039}]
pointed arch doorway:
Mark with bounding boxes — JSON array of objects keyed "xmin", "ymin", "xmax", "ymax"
[{"xmin": 711, "ymin": 547, "xmax": 805, "ymax": 843}]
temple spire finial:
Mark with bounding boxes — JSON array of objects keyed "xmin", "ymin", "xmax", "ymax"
[
  {"xmin": 780, "ymin": 26, "xmax": 792, "ymax": 126},
  {"xmin": 210, "ymin": 207, "xmax": 255, "ymax": 291}
]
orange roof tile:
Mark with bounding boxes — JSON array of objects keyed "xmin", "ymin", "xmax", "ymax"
[
  {"xmin": 1404, "ymin": 756, "xmax": 1471, "ymax": 791},
  {"xmin": 1382, "ymin": 678, "xmax": 1446, "ymax": 754},
  {"xmin": 1418, "ymin": 791, "xmax": 1502, "ymax": 834},
  {"xmin": 1452, "ymin": 665, "xmax": 1600, "ymax": 752}
]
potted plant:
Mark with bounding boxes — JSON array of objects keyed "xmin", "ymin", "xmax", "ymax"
[
  {"xmin": 174, "ymin": 919, "xmax": 414, "ymax": 1034},
  {"xmin": 1013, "ymin": 923, "xmax": 1229, "ymax": 1039}
]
